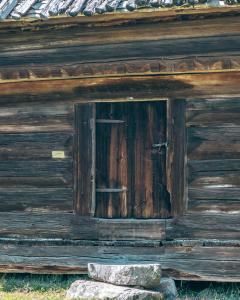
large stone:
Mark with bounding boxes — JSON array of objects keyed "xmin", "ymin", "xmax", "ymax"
[
  {"xmin": 66, "ymin": 279, "xmax": 164, "ymax": 300},
  {"xmin": 88, "ymin": 263, "xmax": 162, "ymax": 288},
  {"xmin": 155, "ymin": 278, "xmax": 177, "ymax": 300}
]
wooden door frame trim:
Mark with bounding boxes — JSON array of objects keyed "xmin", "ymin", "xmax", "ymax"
[{"xmin": 74, "ymin": 98, "xmax": 187, "ymax": 219}]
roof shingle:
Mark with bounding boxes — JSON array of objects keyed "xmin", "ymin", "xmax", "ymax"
[{"xmin": 0, "ymin": 0, "xmax": 239, "ymax": 21}]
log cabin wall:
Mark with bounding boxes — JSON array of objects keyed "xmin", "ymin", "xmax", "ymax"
[
  {"xmin": 0, "ymin": 7, "xmax": 239, "ymax": 280},
  {"xmin": 187, "ymin": 98, "xmax": 240, "ymax": 214},
  {"xmin": 0, "ymin": 101, "xmax": 74, "ymax": 213}
]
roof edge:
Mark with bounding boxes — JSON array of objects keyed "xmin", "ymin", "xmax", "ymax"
[{"xmin": 0, "ymin": 5, "xmax": 240, "ymax": 30}]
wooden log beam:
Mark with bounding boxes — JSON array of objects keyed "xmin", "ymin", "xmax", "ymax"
[
  {"xmin": 0, "ymin": 213, "xmax": 166, "ymax": 240},
  {"xmin": 166, "ymin": 213, "xmax": 240, "ymax": 240},
  {"xmin": 1, "ymin": 35, "xmax": 240, "ymax": 69},
  {"xmin": 0, "ymin": 12, "xmax": 239, "ymax": 53},
  {"xmin": 0, "ymin": 240, "xmax": 239, "ymax": 281},
  {"xmin": 0, "ymin": 72, "xmax": 239, "ymax": 103},
  {"xmin": 0, "ymin": 55, "xmax": 240, "ymax": 82}
]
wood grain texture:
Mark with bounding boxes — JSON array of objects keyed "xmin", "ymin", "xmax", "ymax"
[
  {"xmin": 1, "ymin": 36, "xmax": 240, "ymax": 69},
  {"xmin": 1, "ymin": 72, "xmax": 240, "ymax": 103},
  {"xmin": 189, "ymin": 171, "xmax": 240, "ymax": 188},
  {"xmin": 95, "ymin": 103, "xmax": 129, "ymax": 218},
  {"xmin": 0, "ymin": 213, "xmax": 166, "ymax": 240},
  {"xmin": 187, "ymin": 98, "xmax": 240, "ymax": 214},
  {"xmin": 0, "ymin": 132, "xmax": 73, "ymax": 160},
  {"xmin": 0, "ymin": 160, "xmax": 72, "ymax": 177},
  {"xmin": 1, "ymin": 55, "xmax": 240, "ymax": 82},
  {"xmin": 189, "ymin": 159, "xmax": 240, "ymax": 172},
  {"xmin": 167, "ymin": 99, "xmax": 187, "ymax": 216},
  {"xmin": 95, "ymin": 102, "xmax": 169, "ymax": 218},
  {"xmin": 0, "ymin": 9, "xmax": 240, "ymax": 52},
  {"xmin": 0, "ymin": 102, "xmax": 74, "ymax": 213},
  {"xmin": 188, "ymin": 199, "xmax": 240, "ymax": 213},
  {"xmin": 0, "ymin": 8, "xmax": 239, "ymax": 83},
  {"xmin": 167, "ymin": 213, "xmax": 240, "ymax": 240},
  {"xmin": 0, "ymin": 188, "xmax": 73, "ymax": 212},
  {"xmin": 74, "ymin": 103, "xmax": 96, "ymax": 216},
  {"xmin": 0, "ymin": 103, "xmax": 73, "ymax": 133},
  {"xmin": 0, "ymin": 240, "xmax": 239, "ymax": 281}
]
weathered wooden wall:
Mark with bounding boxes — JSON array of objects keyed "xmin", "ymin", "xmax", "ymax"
[
  {"xmin": 0, "ymin": 8, "xmax": 239, "ymax": 279},
  {"xmin": 0, "ymin": 102, "xmax": 74, "ymax": 213},
  {"xmin": 187, "ymin": 98, "xmax": 240, "ymax": 214},
  {"xmin": 0, "ymin": 239, "xmax": 239, "ymax": 282},
  {"xmin": 0, "ymin": 7, "xmax": 240, "ymax": 82}
]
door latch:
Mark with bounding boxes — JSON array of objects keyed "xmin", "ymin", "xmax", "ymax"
[
  {"xmin": 152, "ymin": 142, "xmax": 168, "ymax": 149},
  {"xmin": 152, "ymin": 142, "xmax": 168, "ymax": 154}
]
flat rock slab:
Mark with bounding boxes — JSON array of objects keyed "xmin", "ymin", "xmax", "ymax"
[
  {"xmin": 156, "ymin": 278, "xmax": 177, "ymax": 300},
  {"xmin": 88, "ymin": 263, "xmax": 162, "ymax": 288},
  {"xmin": 66, "ymin": 279, "xmax": 164, "ymax": 300}
]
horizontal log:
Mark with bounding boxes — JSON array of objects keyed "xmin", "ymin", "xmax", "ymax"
[
  {"xmin": 1, "ymin": 55, "xmax": 240, "ymax": 82},
  {"xmin": 0, "ymin": 241, "xmax": 239, "ymax": 281},
  {"xmin": 188, "ymin": 141, "xmax": 240, "ymax": 160},
  {"xmin": 0, "ymin": 176, "xmax": 72, "ymax": 188},
  {"xmin": 187, "ymin": 99, "xmax": 240, "ymax": 160},
  {"xmin": 187, "ymin": 111, "xmax": 240, "ymax": 126},
  {"xmin": 0, "ymin": 160, "xmax": 73, "ymax": 177},
  {"xmin": 1, "ymin": 241, "xmax": 239, "ymax": 261},
  {"xmin": 187, "ymin": 98, "xmax": 240, "ymax": 111},
  {"xmin": 0, "ymin": 211, "xmax": 239, "ymax": 240},
  {"xmin": 0, "ymin": 188, "xmax": 73, "ymax": 212},
  {"xmin": 0, "ymin": 213, "xmax": 166, "ymax": 240},
  {"xmin": 0, "ymin": 102, "xmax": 73, "ymax": 132},
  {"xmin": 188, "ymin": 126, "xmax": 240, "ymax": 142},
  {"xmin": 0, "ymin": 148, "xmax": 72, "ymax": 160},
  {"xmin": 166, "ymin": 213, "xmax": 240, "ymax": 240},
  {"xmin": 188, "ymin": 199, "xmax": 240, "ymax": 213},
  {"xmin": 188, "ymin": 187, "xmax": 240, "ymax": 200},
  {"xmin": 189, "ymin": 171, "xmax": 240, "ymax": 188},
  {"xmin": 0, "ymin": 132, "xmax": 73, "ymax": 160},
  {"xmin": 0, "ymin": 9, "xmax": 240, "ymax": 52},
  {"xmin": 1, "ymin": 36, "xmax": 240, "ymax": 69},
  {"xmin": 0, "ymin": 72, "xmax": 240, "ymax": 103},
  {"xmin": 188, "ymin": 159, "xmax": 240, "ymax": 172},
  {"xmin": 0, "ymin": 132, "xmax": 73, "ymax": 147}
]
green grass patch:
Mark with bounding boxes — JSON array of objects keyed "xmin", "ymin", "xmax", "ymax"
[
  {"xmin": 0, "ymin": 274, "xmax": 239, "ymax": 299},
  {"xmin": 177, "ymin": 281, "xmax": 240, "ymax": 299},
  {"xmin": 0, "ymin": 274, "xmax": 81, "ymax": 300}
]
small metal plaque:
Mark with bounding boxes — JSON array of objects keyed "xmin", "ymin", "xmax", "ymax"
[{"xmin": 52, "ymin": 151, "xmax": 65, "ymax": 159}]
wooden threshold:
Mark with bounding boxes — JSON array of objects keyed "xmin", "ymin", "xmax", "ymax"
[
  {"xmin": 0, "ymin": 212, "xmax": 239, "ymax": 240},
  {"xmin": 0, "ymin": 212, "xmax": 166, "ymax": 240}
]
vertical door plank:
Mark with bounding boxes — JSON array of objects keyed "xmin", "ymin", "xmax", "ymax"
[
  {"xmin": 133, "ymin": 102, "xmax": 170, "ymax": 218},
  {"xmin": 167, "ymin": 99, "xmax": 187, "ymax": 217},
  {"xmin": 74, "ymin": 103, "xmax": 96, "ymax": 216},
  {"xmin": 95, "ymin": 103, "xmax": 129, "ymax": 218},
  {"xmin": 95, "ymin": 102, "xmax": 169, "ymax": 219}
]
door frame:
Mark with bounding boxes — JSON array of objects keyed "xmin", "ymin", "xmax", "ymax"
[{"xmin": 73, "ymin": 98, "xmax": 187, "ymax": 239}]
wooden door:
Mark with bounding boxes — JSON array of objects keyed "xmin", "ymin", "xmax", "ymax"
[{"xmin": 75, "ymin": 101, "xmax": 171, "ymax": 219}]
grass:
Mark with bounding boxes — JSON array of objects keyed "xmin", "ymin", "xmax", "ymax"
[
  {"xmin": 0, "ymin": 274, "xmax": 81, "ymax": 300},
  {"xmin": 177, "ymin": 281, "xmax": 240, "ymax": 299},
  {"xmin": 0, "ymin": 274, "xmax": 239, "ymax": 299}
]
